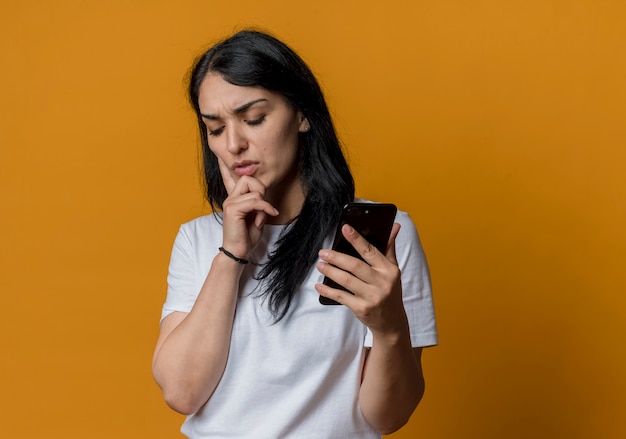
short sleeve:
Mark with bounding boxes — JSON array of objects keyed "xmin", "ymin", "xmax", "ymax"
[
  {"xmin": 364, "ymin": 210, "xmax": 438, "ymax": 347},
  {"xmin": 161, "ymin": 225, "xmax": 198, "ymax": 322}
]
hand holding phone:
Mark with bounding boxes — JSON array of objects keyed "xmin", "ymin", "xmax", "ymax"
[{"xmin": 320, "ymin": 202, "xmax": 397, "ymax": 305}]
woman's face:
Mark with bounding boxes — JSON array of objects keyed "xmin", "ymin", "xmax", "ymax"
[{"xmin": 197, "ymin": 74, "xmax": 308, "ymax": 205}]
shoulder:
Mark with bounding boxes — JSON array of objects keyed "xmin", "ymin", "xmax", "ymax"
[
  {"xmin": 178, "ymin": 212, "xmax": 222, "ymax": 234},
  {"xmin": 173, "ymin": 213, "xmax": 223, "ymax": 249}
]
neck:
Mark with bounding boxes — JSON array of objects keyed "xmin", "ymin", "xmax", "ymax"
[{"xmin": 266, "ymin": 175, "xmax": 306, "ymax": 225}]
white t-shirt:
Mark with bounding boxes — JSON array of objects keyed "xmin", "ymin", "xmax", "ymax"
[{"xmin": 161, "ymin": 208, "xmax": 438, "ymax": 438}]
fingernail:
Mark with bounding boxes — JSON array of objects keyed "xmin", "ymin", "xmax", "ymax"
[{"xmin": 319, "ymin": 250, "xmax": 329, "ymax": 259}]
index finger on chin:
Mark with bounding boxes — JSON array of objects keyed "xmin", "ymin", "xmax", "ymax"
[{"xmin": 218, "ymin": 158, "xmax": 237, "ymax": 195}]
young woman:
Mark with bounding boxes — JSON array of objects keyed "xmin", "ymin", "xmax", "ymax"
[{"xmin": 152, "ymin": 30, "xmax": 437, "ymax": 438}]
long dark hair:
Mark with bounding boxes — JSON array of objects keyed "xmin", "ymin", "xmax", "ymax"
[{"xmin": 188, "ymin": 30, "xmax": 354, "ymax": 321}]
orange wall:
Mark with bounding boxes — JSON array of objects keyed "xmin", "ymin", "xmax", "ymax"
[{"xmin": 1, "ymin": 1, "xmax": 625, "ymax": 438}]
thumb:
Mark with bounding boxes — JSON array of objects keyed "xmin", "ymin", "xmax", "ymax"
[
  {"xmin": 253, "ymin": 210, "xmax": 267, "ymax": 229},
  {"xmin": 385, "ymin": 223, "xmax": 401, "ymax": 265}
]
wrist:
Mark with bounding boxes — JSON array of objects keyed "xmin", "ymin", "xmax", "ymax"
[
  {"xmin": 372, "ymin": 330, "xmax": 410, "ymax": 347},
  {"xmin": 370, "ymin": 318, "xmax": 411, "ymax": 348},
  {"xmin": 218, "ymin": 246, "xmax": 249, "ymax": 264},
  {"xmin": 214, "ymin": 251, "xmax": 247, "ymax": 272}
]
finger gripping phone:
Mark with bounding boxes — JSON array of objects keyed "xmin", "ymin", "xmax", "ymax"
[{"xmin": 320, "ymin": 202, "xmax": 398, "ymax": 305}]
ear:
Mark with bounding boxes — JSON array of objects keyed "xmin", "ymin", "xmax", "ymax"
[{"xmin": 298, "ymin": 114, "xmax": 311, "ymax": 133}]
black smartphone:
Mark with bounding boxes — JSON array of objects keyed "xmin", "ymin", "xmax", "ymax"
[{"xmin": 320, "ymin": 202, "xmax": 398, "ymax": 305}]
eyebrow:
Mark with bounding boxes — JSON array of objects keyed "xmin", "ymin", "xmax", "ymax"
[{"xmin": 200, "ymin": 98, "xmax": 269, "ymax": 120}]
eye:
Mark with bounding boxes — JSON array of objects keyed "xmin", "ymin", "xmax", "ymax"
[
  {"xmin": 208, "ymin": 126, "xmax": 224, "ymax": 137},
  {"xmin": 244, "ymin": 115, "xmax": 266, "ymax": 126}
]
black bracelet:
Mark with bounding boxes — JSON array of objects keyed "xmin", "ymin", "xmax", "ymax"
[{"xmin": 219, "ymin": 247, "xmax": 249, "ymax": 264}]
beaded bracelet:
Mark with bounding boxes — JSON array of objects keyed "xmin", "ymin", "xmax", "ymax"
[{"xmin": 218, "ymin": 247, "xmax": 249, "ymax": 265}]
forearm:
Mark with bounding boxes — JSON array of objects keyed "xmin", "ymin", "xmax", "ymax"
[
  {"xmin": 359, "ymin": 324, "xmax": 425, "ymax": 435},
  {"xmin": 152, "ymin": 253, "xmax": 243, "ymax": 414}
]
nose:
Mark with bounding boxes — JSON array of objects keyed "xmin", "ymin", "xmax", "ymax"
[{"xmin": 225, "ymin": 124, "xmax": 248, "ymax": 154}]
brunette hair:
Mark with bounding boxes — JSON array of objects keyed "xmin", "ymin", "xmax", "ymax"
[{"xmin": 188, "ymin": 30, "xmax": 354, "ymax": 320}]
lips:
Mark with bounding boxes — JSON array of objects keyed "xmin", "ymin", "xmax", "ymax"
[{"xmin": 232, "ymin": 160, "xmax": 259, "ymax": 176}]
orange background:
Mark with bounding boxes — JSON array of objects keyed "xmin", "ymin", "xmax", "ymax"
[{"xmin": 1, "ymin": 1, "xmax": 625, "ymax": 438}]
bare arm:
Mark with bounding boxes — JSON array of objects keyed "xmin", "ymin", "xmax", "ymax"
[
  {"xmin": 316, "ymin": 223, "xmax": 426, "ymax": 434},
  {"xmin": 360, "ymin": 344, "xmax": 424, "ymax": 434},
  {"xmin": 153, "ymin": 172, "xmax": 278, "ymax": 415},
  {"xmin": 152, "ymin": 252, "xmax": 244, "ymax": 415}
]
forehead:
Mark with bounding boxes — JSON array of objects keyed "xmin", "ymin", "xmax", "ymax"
[{"xmin": 197, "ymin": 74, "xmax": 276, "ymax": 113}]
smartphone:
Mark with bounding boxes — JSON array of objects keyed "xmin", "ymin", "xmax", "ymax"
[{"xmin": 320, "ymin": 202, "xmax": 398, "ymax": 305}]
